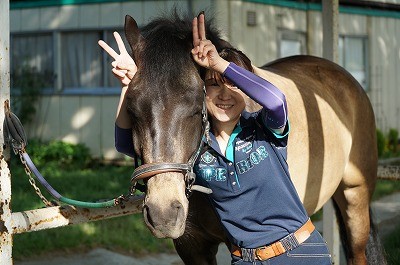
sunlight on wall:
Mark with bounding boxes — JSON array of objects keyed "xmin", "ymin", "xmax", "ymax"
[
  {"xmin": 72, "ymin": 106, "xmax": 95, "ymax": 129},
  {"xmin": 378, "ymin": 37, "xmax": 388, "ymax": 60},
  {"xmin": 62, "ymin": 133, "xmax": 79, "ymax": 144}
]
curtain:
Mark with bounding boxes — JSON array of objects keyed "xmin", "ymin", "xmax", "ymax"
[
  {"xmin": 11, "ymin": 33, "xmax": 53, "ymax": 87},
  {"xmin": 62, "ymin": 31, "xmax": 103, "ymax": 89}
]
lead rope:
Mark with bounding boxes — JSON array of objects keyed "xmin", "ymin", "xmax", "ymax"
[{"xmin": 3, "ymin": 100, "xmax": 137, "ymax": 208}]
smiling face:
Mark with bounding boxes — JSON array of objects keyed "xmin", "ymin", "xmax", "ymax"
[
  {"xmin": 205, "ymin": 71, "xmax": 247, "ymax": 127},
  {"xmin": 203, "ymin": 48, "xmax": 254, "ymax": 128}
]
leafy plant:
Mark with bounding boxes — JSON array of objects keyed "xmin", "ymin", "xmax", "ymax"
[
  {"xmin": 25, "ymin": 139, "xmax": 93, "ymax": 169},
  {"xmin": 387, "ymin": 128, "xmax": 399, "ymax": 154},
  {"xmin": 376, "ymin": 128, "xmax": 400, "ymax": 158},
  {"xmin": 11, "ymin": 64, "xmax": 55, "ymax": 125},
  {"xmin": 376, "ymin": 129, "xmax": 385, "ymax": 158}
]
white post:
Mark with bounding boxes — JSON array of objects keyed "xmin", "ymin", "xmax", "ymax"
[
  {"xmin": 322, "ymin": 0, "xmax": 341, "ymax": 264},
  {"xmin": 0, "ymin": 0, "xmax": 12, "ymax": 264}
]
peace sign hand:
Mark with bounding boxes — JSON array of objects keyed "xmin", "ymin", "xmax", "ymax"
[
  {"xmin": 191, "ymin": 13, "xmax": 228, "ymax": 74},
  {"xmin": 98, "ymin": 32, "xmax": 137, "ymax": 86}
]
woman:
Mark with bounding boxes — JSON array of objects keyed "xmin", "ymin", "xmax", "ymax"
[{"xmin": 99, "ymin": 13, "xmax": 332, "ymax": 265}]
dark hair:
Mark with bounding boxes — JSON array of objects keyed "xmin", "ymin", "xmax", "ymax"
[
  {"xmin": 219, "ymin": 48, "xmax": 253, "ymax": 72},
  {"xmin": 200, "ymin": 47, "xmax": 253, "ymax": 80}
]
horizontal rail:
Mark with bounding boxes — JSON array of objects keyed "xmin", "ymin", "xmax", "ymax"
[
  {"xmin": 377, "ymin": 165, "xmax": 400, "ymax": 180},
  {"xmin": 11, "ymin": 195, "xmax": 144, "ymax": 234}
]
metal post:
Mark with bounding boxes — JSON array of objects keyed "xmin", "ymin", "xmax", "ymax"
[
  {"xmin": 0, "ymin": 0, "xmax": 12, "ymax": 264},
  {"xmin": 322, "ymin": 0, "xmax": 341, "ymax": 264}
]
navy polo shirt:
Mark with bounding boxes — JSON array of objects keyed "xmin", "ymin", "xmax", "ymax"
[{"xmin": 194, "ymin": 110, "xmax": 309, "ymax": 248}]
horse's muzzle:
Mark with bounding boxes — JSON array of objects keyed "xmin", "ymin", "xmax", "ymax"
[{"xmin": 143, "ymin": 197, "xmax": 187, "ymax": 239}]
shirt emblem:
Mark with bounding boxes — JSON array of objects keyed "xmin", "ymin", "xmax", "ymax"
[{"xmin": 201, "ymin": 151, "xmax": 215, "ymax": 164}]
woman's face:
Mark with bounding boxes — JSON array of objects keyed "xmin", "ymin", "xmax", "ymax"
[{"xmin": 205, "ymin": 70, "xmax": 246, "ymax": 125}]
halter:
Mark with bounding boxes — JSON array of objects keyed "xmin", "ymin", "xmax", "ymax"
[{"xmin": 130, "ymin": 86, "xmax": 212, "ymax": 197}]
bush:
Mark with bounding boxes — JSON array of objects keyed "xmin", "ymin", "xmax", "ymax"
[
  {"xmin": 11, "ymin": 64, "xmax": 55, "ymax": 125},
  {"xmin": 25, "ymin": 139, "xmax": 93, "ymax": 169},
  {"xmin": 388, "ymin": 128, "xmax": 399, "ymax": 154},
  {"xmin": 376, "ymin": 129, "xmax": 386, "ymax": 157},
  {"xmin": 376, "ymin": 128, "xmax": 400, "ymax": 158}
]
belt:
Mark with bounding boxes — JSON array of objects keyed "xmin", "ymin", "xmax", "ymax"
[{"xmin": 231, "ymin": 219, "xmax": 315, "ymax": 261}]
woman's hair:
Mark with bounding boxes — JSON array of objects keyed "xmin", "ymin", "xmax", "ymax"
[
  {"xmin": 219, "ymin": 47, "xmax": 253, "ymax": 72},
  {"xmin": 200, "ymin": 47, "xmax": 253, "ymax": 80}
]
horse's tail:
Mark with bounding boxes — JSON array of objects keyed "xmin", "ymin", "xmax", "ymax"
[
  {"xmin": 365, "ymin": 208, "xmax": 387, "ymax": 265},
  {"xmin": 333, "ymin": 202, "xmax": 387, "ymax": 264}
]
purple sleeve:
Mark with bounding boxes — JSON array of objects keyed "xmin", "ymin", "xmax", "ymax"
[
  {"xmin": 115, "ymin": 124, "xmax": 135, "ymax": 157},
  {"xmin": 223, "ymin": 63, "xmax": 288, "ymax": 130}
]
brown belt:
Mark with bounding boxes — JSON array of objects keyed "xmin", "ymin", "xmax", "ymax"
[{"xmin": 231, "ymin": 219, "xmax": 315, "ymax": 261}]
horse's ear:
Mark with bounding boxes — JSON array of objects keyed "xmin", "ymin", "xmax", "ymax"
[{"xmin": 124, "ymin": 15, "xmax": 143, "ymax": 58}]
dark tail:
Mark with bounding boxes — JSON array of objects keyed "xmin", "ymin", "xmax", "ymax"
[
  {"xmin": 366, "ymin": 208, "xmax": 387, "ymax": 265},
  {"xmin": 333, "ymin": 202, "xmax": 387, "ymax": 264}
]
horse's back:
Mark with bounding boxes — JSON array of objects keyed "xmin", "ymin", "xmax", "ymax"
[{"xmin": 253, "ymin": 55, "xmax": 377, "ymax": 213}]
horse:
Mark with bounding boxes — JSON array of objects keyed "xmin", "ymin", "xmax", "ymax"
[{"xmin": 123, "ymin": 11, "xmax": 386, "ymax": 265}]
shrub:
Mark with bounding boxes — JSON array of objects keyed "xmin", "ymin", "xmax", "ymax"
[
  {"xmin": 376, "ymin": 128, "xmax": 400, "ymax": 158},
  {"xmin": 26, "ymin": 139, "xmax": 92, "ymax": 169},
  {"xmin": 11, "ymin": 64, "xmax": 55, "ymax": 125},
  {"xmin": 388, "ymin": 128, "xmax": 399, "ymax": 154},
  {"xmin": 376, "ymin": 129, "xmax": 385, "ymax": 157}
]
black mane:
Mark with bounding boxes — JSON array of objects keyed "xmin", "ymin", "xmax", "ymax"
[{"xmin": 136, "ymin": 10, "xmax": 229, "ymax": 89}]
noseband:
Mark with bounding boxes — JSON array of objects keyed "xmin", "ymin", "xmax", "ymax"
[{"xmin": 130, "ymin": 86, "xmax": 212, "ymax": 197}]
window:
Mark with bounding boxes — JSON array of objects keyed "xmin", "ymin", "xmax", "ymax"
[
  {"xmin": 278, "ymin": 30, "xmax": 306, "ymax": 58},
  {"xmin": 11, "ymin": 29, "xmax": 126, "ymax": 93},
  {"xmin": 62, "ymin": 31, "xmax": 103, "ymax": 89},
  {"xmin": 11, "ymin": 33, "xmax": 54, "ymax": 88},
  {"xmin": 339, "ymin": 36, "xmax": 368, "ymax": 90}
]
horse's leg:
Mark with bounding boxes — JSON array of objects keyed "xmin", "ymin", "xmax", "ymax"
[
  {"xmin": 334, "ymin": 159, "xmax": 386, "ymax": 265},
  {"xmin": 174, "ymin": 192, "xmax": 226, "ymax": 265},
  {"xmin": 333, "ymin": 180, "xmax": 370, "ymax": 265}
]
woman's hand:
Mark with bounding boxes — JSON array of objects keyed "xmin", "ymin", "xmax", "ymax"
[
  {"xmin": 98, "ymin": 32, "xmax": 137, "ymax": 86},
  {"xmin": 191, "ymin": 13, "xmax": 229, "ymax": 74}
]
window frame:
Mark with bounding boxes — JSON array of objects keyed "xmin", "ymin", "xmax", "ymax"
[
  {"xmin": 10, "ymin": 28, "xmax": 126, "ymax": 96},
  {"xmin": 277, "ymin": 29, "xmax": 307, "ymax": 58},
  {"xmin": 338, "ymin": 34, "xmax": 369, "ymax": 91}
]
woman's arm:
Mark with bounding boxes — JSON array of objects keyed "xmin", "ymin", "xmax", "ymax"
[
  {"xmin": 98, "ymin": 32, "xmax": 137, "ymax": 155},
  {"xmin": 98, "ymin": 32, "xmax": 137, "ymax": 129},
  {"xmin": 191, "ymin": 14, "xmax": 287, "ymax": 135},
  {"xmin": 223, "ymin": 63, "xmax": 288, "ymax": 135}
]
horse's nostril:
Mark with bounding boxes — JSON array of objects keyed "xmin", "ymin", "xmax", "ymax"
[
  {"xmin": 171, "ymin": 201, "xmax": 183, "ymax": 210},
  {"xmin": 143, "ymin": 205, "xmax": 155, "ymax": 227}
]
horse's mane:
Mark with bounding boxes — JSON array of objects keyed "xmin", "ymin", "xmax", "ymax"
[{"xmin": 137, "ymin": 10, "xmax": 229, "ymax": 90}]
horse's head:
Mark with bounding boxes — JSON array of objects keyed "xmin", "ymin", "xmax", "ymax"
[{"xmin": 123, "ymin": 13, "xmax": 223, "ymax": 238}]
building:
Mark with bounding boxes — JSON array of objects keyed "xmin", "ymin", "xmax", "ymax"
[{"xmin": 10, "ymin": 0, "xmax": 400, "ymax": 159}]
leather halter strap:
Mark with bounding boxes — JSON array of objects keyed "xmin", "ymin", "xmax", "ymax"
[
  {"xmin": 130, "ymin": 163, "xmax": 190, "ymax": 180},
  {"xmin": 130, "ymin": 86, "xmax": 212, "ymax": 196}
]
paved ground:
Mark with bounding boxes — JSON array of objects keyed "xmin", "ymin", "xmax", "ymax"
[{"xmin": 15, "ymin": 192, "xmax": 400, "ymax": 265}]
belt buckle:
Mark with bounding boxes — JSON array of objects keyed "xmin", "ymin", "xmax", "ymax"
[{"xmin": 255, "ymin": 246, "xmax": 268, "ymax": 261}]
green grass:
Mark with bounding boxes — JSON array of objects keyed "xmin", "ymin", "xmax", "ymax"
[
  {"xmin": 372, "ymin": 179, "xmax": 400, "ymax": 200},
  {"xmin": 10, "ymin": 159, "xmax": 174, "ymax": 260}
]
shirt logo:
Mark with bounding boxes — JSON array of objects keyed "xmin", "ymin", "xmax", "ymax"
[
  {"xmin": 201, "ymin": 151, "xmax": 215, "ymax": 164},
  {"xmin": 197, "ymin": 166, "xmax": 227, "ymax": 182},
  {"xmin": 236, "ymin": 146, "xmax": 269, "ymax": 174}
]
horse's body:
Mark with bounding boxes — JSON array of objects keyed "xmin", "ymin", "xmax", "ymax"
[{"xmin": 124, "ymin": 12, "xmax": 386, "ymax": 265}]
